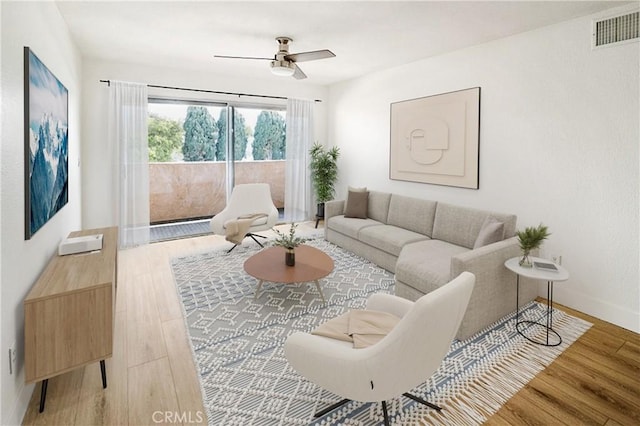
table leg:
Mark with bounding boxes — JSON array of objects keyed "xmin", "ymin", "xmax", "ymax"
[
  {"xmin": 546, "ymin": 281, "xmax": 551, "ymax": 345},
  {"xmin": 39, "ymin": 379, "xmax": 48, "ymax": 413},
  {"xmin": 100, "ymin": 359, "xmax": 107, "ymax": 389},
  {"xmin": 517, "ymin": 277, "xmax": 561, "ymax": 347},
  {"xmin": 314, "ymin": 280, "xmax": 326, "ymax": 304},
  {"xmin": 516, "ymin": 274, "xmax": 520, "ymax": 325},
  {"xmin": 254, "ymin": 280, "xmax": 264, "ymax": 300},
  {"xmin": 549, "ymin": 281, "xmax": 554, "ymax": 330}
]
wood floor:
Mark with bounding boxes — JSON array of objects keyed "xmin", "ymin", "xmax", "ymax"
[{"xmin": 22, "ymin": 223, "xmax": 640, "ymax": 425}]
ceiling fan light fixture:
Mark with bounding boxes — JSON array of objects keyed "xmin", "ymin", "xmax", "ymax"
[{"xmin": 270, "ymin": 60, "xmax": 295, "ymax": 77}]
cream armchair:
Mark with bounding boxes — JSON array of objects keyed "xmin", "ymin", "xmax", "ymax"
[
  {"xmin": 284, "ymin": 271, "xmax": 475, "ymax": 425},
  {"xmin": 210, "ymin": 183, "xmax": 279, "ymax": 251}
]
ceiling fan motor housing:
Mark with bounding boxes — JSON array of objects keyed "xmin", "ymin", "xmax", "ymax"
[
  {"xmin": 271, "ymin": 59, "xmax": 295, "ymax": 76},
  {"xmin": 275, "ymin": 37, "xmax": 292, "ymax": 60}
]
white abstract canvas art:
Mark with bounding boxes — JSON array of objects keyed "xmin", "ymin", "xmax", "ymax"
[{"xmin": 390, "ymin": 87, "xmax": 480, "ymax": 189}]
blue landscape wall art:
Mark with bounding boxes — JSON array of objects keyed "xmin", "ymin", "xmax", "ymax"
[{"xmin": 24, "ymin": 47, "xmax": 68, "ymax": 239}]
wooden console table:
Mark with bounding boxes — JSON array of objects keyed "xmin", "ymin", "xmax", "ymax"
[{"xmin": 24, "ymin": 227, "xmax": 118, "ymax": 412}]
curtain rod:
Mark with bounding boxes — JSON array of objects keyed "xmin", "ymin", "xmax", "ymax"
[{"xmin": 99, "ymin": 80, "xmax": 321, "ymax": 103}]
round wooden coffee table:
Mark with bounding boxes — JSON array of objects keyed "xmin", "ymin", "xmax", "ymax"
[{"xmin": 244, "ymin": 245, "xmax": 334, "ymax": 303}]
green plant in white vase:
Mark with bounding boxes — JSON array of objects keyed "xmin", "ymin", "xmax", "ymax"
[{"xmin": 516, "ymin": 224, "xmax": 551, "ymax": 267}]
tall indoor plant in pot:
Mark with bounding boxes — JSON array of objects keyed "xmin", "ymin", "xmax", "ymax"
[
  {"xmin": 516, "ymin": 223, "xmax": 551, "ymax": 267},
  {"xmin": 309, "ymin": 143, "xmax": 340, "ymax": 222}
]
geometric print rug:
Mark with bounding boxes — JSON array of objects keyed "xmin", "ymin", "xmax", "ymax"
[{"xmin": 170, "ymin": 237, "xmax": 592, "ymax": 425}]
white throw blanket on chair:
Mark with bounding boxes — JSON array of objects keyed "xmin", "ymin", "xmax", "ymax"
[
  {"xmin": 224, "ymin": 213, "xmax": 268, "ymax": 245},
  {"xmin": 311, "ymin": 310, "xmax": 401, "ymax": 349}
]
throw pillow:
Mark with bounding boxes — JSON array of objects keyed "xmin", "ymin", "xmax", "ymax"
[
  {"xmin": 348, "ymin": 186, "xmax": 367, "ymax": 192},
  {"xmin": 473, "ymin": 216, "xmax": 505, "ymax": 249},
  {"xmin": 344, "ymin": 190, "xmax": 369, "ymax": 218}
]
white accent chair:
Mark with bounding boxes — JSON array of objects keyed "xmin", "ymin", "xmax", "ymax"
[
  {"xmin": 210, "ymin": 183, "xmax": 279, "ymax": 251},
  {"xmin": 284, "ymin": 271, "xmax": 475, "ymax": 425}
]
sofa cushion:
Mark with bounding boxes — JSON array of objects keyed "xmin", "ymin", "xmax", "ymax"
[
  {"xmin": 387, "ymin": 194, "xmax": 437, "ymax": 237},
  {"xmin": 395, "ymin": 239, "xmax": 469, "ymax": 293},
  {"xmin": 367, "ymin": 191, "xmax": 392, "ymax": 224},
  {"xmin": 359, "ymin": 225, "xmax": 429, "ymax": 257},
  {"xmin": 327, "ymin": 215, "xmax": 382, "ymax": 239},
  {"xmin": 473, "ymin": 216, "xmax": 505, "ymax": 249},
  {"xmin": 432, "ymin": 203, "xmax": 516, "ymax": 249},
  {"xmin": 345, "ymin": 190, "xmax": 369, "ymax": 218}
]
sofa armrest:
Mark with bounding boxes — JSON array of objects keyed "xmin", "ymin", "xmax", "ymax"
[
  {"xmin": 324, "ymin": 199, "xmax": 345, "ymax": 239},
  {"xmin": 451, "ymin": 237, "xmax": 520, "ymax": 274},
  {"xmin": 325, "ymin": 199, "xmax": 345, "ymax": 221},
  {"xmin": 450, "ymin": 237, "xmax": 536, "ymax": 339}
]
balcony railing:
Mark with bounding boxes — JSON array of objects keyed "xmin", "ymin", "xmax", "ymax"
[{"xmin": 149, "ymin": 160, "xmax": 285, "ymax": 224}]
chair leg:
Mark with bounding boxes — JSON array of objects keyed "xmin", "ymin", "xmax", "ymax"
[
  {"xmin": 381, "ymin": 401, "xmax": 390, "ymax": 426},
  {"xmin": 247, "ymin": 233, "xmax": 266, "ymax": 248},
  {"xmin": 226, "ymin": 232, "xmax": 266, "ymax": 253},
  {"xmin": 314, "ymin": 394, "xmax": 438, "ymax": 423},
  {"xmin": 314, "ymin": 398, "xmax": 351, "ymax": 418},
  {"xmin": 403, "ymin": 392, "xmax": 442, "ymax": 411}
]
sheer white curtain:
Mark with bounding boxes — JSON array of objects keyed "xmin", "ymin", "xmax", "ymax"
[
  {"xmin": 284, "ymin": 98, "xmax": 314, "ymax": 222},
  {"xmin": 108, "ymin": 81, "xmax": 150, "ymax": 248}
]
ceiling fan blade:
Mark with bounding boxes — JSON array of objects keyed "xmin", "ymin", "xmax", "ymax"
[
  {"xmin": 285, "ymin": 49, "xmax": 335, "ymax": 63},
  {"xmin": 214, "ymin": 55, "xmax": 272, "ymax": 61},
  {"xmin": 293, "ymin": 64, "xmax": 307, "ymax": 80}
]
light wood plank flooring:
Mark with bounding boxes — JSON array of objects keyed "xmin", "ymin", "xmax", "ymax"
[{"xmin": 22, "ymin": 223, "xmax": 640, "ymax": 425}]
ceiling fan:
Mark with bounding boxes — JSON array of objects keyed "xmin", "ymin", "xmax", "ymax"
[{"xmin": 214, "ymin": 37, "xmax": 336, "ymax": 80}]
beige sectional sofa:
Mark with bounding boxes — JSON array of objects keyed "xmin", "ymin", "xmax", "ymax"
[{"xmin": 325, "ymin": 190, "xmax": 537, "ymax": 340}]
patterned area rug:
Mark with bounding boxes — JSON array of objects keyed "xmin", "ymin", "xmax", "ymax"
[{"xmin": 171, "ymin": 237, "xmax": 591, "ymax": 425}]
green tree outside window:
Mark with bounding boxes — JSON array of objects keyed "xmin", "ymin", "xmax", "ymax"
[
  {"xmin": 183, "ymin": 106, "xmax": 217, "ymax": 161},
  {"xmin": 252, "ymin": 111, "xmax": 286, "ymax": 160},
  {"xmin": 147, "ymin": 114, "xmax": 183, "ymax": 162},
  {"xmin": 216, "ymin": 109, "xmax": 249, "ymax": 161}
]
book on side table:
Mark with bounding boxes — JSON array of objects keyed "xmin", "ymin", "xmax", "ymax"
[{"xmin": 533, "ymin": 261, "xmax": 559, "ymax": 272}]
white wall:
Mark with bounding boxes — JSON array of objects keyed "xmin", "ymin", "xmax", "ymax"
[
  {"xmin": 328, "ymin": 7, "xmax": 639, "ymax": 332},
  {"xmin": 82, "ymin": 59, "xmax": 329, "ymax": 229},
  {"xmin": 0, "ymin": 2, "xmax": 83, "ymax": 424}
]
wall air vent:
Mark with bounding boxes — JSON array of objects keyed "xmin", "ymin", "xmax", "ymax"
[{"xmin": 593, "ymin": 11, "xmax": 639, "ymax": 49}]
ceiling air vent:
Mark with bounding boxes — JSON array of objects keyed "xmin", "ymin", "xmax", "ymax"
[{"xmin": 593, "ymin": 11, "xmax": 639, "ymax": 48}]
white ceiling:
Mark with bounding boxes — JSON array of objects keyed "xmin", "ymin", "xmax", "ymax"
[{"xmin": 55, "ymin": 1, "xmax": 629, "ymax": 86}]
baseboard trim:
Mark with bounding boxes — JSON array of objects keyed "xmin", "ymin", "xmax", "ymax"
[
  {"xmin": 552, "ymin": 286, "xmax": 639, "ymax": 333},
  {"xmin": 5, "ymin": 381, "xmax": 34, "ymax": 426}
]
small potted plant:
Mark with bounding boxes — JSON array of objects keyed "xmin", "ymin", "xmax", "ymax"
[
  {"xmin": 273, "ymin": 223, "xmax": 307, "ymax": 266},
  {"xmin": 309, "ymin": 143, "xmax": 340, "ymax": 223},
  {"xmin": 516, "ymin": 223, "xmax": 551, "ymax": 267}
]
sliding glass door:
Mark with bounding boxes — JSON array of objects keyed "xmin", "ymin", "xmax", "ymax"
[
  {"xmin": 232, "ymin": 106, "xmax": 286, "ymax": 220},
  {"xmin": 147, "ymin": 99, "xmax": 286, "ymax": 241}
]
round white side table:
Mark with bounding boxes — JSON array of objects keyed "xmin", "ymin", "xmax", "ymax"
[{"xmin": 504, "ymin": 257, "xmax": 569, "ymax": 346}]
